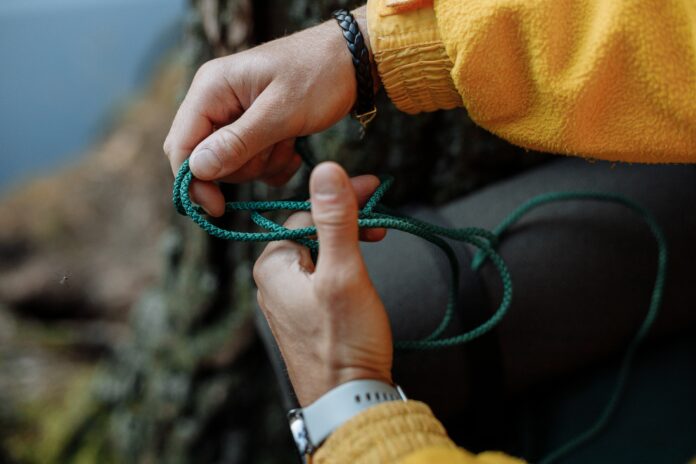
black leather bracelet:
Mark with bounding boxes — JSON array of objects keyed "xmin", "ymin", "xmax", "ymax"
[{"xmin": 332, "ymin": 9, "xmax": 377, "ymax": 130}]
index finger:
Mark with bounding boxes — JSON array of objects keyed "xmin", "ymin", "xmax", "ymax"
[
  {"xmin": 163, "ymin": 60, "xmax": 242, "ymax": 175},
  {"xmin": 257, "ymin": 212, "xmax": 316, "ymax": 275},
  {"xmin": 260, "ymin": 175, "xmax": 387, "ymax": 264}
]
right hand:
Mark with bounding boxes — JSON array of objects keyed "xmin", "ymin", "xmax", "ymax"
[
  {"xmin": 254, "ymin": 163, "xmax": 393, "ymax": 406},
  {"xmin": 163, "ymin": 8, "xmax": 372, "ymax": 216}
]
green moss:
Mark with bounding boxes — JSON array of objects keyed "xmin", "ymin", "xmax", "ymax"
[{"xmin": 4, "ymin": 367, "xmax": 105, "ymax": 464}]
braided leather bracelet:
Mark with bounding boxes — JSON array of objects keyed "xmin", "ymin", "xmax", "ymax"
[{"xmin": 332, "ymin": 9, "xmax": 377, "ymax": 130}]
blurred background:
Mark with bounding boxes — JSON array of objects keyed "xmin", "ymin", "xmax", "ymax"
[
  {"xmin": 2, "ymin": 1, "xmax": 693, "ymax": 464},
  {"xmin": 0, "ymin": 0, "xmax": 186, "ymax": 191},
  {"xmin": 0, "ymin": 1, "xmax": 550, "ymax": 462}
]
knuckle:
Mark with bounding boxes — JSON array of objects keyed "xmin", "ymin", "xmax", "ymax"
[
  {"xmin": 162, "ymin": 138, "xmax": 172, "ymax": 157},
  {"xmin": 256, "ymin": 289, "xmax": 265, "ymax": 310},
  {"xmin": 252, "ymin": 256, "xmax": 269, "ymax": 285},
  {"xmin": 194, "ymin": 58, "xmax": 220, "ymax": 82}
]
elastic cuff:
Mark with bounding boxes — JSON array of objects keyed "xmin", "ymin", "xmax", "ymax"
[
  {"xmin": 313, "ymin": 400, "xmax": 456, "ymax": 464},
  {"xmin": 367, "ymin": 0, "xmax": 462, "ymax": 114}
]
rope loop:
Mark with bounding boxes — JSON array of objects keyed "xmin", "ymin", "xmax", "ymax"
[{"xmin": 173, "ymin": 159, "xmax": 512, "ymax": 347}]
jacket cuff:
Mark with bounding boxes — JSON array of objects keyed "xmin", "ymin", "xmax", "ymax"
[
  {"xmin": 366, "ymin": 0, "xmax": 463, "ymax": 114},
  {"xmin": 313, "ymin": 400, "xmax": 456, "ymax": 464}
]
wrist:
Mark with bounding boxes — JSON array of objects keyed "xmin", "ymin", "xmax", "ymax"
[
  {"xmin": 313, "ymin": 19, "xmax": 359, "ymax": 112},
  {"xmin": 298, "ymin": 366, "xmax": 393, "ymax": 407},
  {"xmin": 289, "ymin": 379, "xmax": 407, "ymax": 457},
  {"xmin": 352, "ymin": 5, "xmax": 381, "ymax": 92},
  {"xmin": 331, "ymin": 7, "xmax": 379, "ymax": 129}
]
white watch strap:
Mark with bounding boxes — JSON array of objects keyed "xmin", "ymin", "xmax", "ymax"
[{"xmin": 289, "ymin": 379, "xmax": 406, "ymax": 455}]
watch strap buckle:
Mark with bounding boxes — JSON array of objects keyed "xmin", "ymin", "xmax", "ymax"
[{"xmin": 288, "ymin": 408, "xmax": 314, "ymax": 459}]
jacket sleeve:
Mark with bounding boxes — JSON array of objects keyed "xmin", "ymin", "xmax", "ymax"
[
  {"xmin": 313, "ymin": 400, "xmax": 524, "ymax": 464},
  {"xmin": 366, "ymin": 0, "xmax": 696, "ymax": 162}
]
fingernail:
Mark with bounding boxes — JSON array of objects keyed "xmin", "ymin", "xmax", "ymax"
[
  {"xmin": 313, "ymin": 165, "xmax": 345, "ymax": 199},
  {"xmin": 190, "ymin": 148, "xmax": 222, "ymax": 178}
]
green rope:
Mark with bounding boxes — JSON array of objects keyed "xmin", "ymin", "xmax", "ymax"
[
  {"xmin": 173, "ymin": 158, "xmax": 667, "ymax": 463},
  {"xmin": 464, "ymin": 191, "xmax": 667, "ymax": 463}
]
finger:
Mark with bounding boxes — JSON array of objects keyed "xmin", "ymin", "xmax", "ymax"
[
  {"xmin": 349, "ymin": 175, "xmax": 387, "ymax": 242},
  {"xmin": 163, "ymin": 61, "xmax": 243, "ymax": 215},
  {"xmin": 220, "ymin": 138, "xmax": 294, "ymax": 184},
  {"xmin": 263, "ymin": 153, "xmax": 303, "ymax": 187},
  {"xmin": 267, "ymin": 172, "xmax": 389, "ymax": 243},
  {"xmin": 309, "ymin": 162, "xmax": 365, "ymax": 275},
  {"xmin": 262, "ymin": 138, "xmax": 296, "ymax": 179},
  {"xmin": 163, "ymin": 59, "xmax": 240, "ymax": 176},
  {"xmin": 349, "ymin": 175, "xmax": 379, "ymax": 206},
  {"xmin": 217, "ymin": 145, "xmax": 274, "ymax": 184},
  {"xmin": 360, "ymin": 228, "xmax": 387, "ymax": 242},
  {"xmin": 189, "ymin": 179, "xmax": 226, "ymax": 217},
  {"xmin": 265, "ymin": 173, "xmax": 389, "ymax": 240},
  {"xmin": 256, "ymin": 211, "xmax": 316, "ymax": 277},
  {"xmin": 283, "ymin": 211, "xmax": 313, "ymax": 229},
  {"xmin": 189, "ymin": 87, "xmax": 298, "ymax": 181},
  {"xmin": 263, "ymin": 210, "xmax": 315, "ymax": 256}
]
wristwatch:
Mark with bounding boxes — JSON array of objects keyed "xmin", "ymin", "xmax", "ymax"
[{"xmin": 288, "ymin": 379, "xmax": 407, "ymax": 461}]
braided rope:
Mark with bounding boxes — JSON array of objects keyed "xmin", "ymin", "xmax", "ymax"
[
  {"xmin": 173, "ymin": 158, "xmax": 668, "ymax": 462},
  {"xmin": 333, "ymin": 9, "xmax": 376, "ymax": 121},
  {"xmin": 174, "ymin": 159, "xmax": 514, "ymax": 348}
]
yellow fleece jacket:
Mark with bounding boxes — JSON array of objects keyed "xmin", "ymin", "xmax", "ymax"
[
  {"xmin": 314, "ymin": 401, "xmax": 523, "ymax": 464},
  {"xmin": 314, "ymin": 1, "xmax": 695, "ymax": 462},
  {"xmin": 366, "ymin": 0, "xmax": 696, "ymax": 162}
]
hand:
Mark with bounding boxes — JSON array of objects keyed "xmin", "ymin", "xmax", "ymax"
[
  {"xmin": 163, "ymin": 7, "xmax": 373, "ymax": 217},
  {"xmin": 253, "ymin": 162, "xmax": 393, "ymax": 406}
]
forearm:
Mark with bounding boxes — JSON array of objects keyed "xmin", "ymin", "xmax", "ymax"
[{"xmin": 366, "ymin": 0, "xmax": 696, "ymax": 161}]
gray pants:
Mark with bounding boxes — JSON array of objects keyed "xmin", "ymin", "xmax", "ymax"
[{"xmin": 256, "ymin": 158, "xmax": 696, "ymax": 423}]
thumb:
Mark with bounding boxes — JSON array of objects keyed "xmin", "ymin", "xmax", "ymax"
[
  {"xmin": 189, "ymin": 91, "xmax": 294, "ymax": 180},
  {"xmin": 310, "ymin": 162, "xmax": 362, "ymax": 274}
]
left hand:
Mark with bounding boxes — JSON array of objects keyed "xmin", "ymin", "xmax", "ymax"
[
  {"xmin": 253, "ymin": 162, "xmax": 393, "ymax": 406},
  {"xmin": 162, "ymin": 7, "xmax": 374, "ymax": 217}
]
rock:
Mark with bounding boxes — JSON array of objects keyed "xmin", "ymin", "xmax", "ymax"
[{"xmin": 0, "ymin": 63, "xmax": 185, "ymax": 321}]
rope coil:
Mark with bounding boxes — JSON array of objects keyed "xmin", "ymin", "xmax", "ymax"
[{"xmin": 173, "ymin": 158, "xmax": 667, "ymax": 463}]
